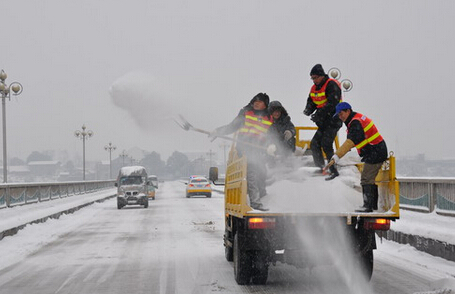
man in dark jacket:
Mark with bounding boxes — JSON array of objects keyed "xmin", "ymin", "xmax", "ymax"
[
  {"xmin": 210, "ymin": 93, "xmax": 273, "ymax": 211},
  {"xmin": 326, "ymin": 102, "xmax": 388, "ymax": 212},
  {"xmin": 268, "ymin": 100, "xmax": 296, "ymax": 157},
  {"xmin": 303, "ymin": 64, "xmax": 342, "ymax": 180}
]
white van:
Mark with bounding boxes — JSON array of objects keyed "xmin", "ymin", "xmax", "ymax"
[{"xmin": 115, "ymin": 166, "xmax": 149, "ymax": 209}]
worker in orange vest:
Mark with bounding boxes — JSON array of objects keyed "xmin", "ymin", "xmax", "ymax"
[
  {"xmin": 326, "ymin": 102, "xmax": 388, "ymax": 212},
  {"xmin": 210, "ymin": 93, "xmax": 274, "ymax": 211},
  {"xmin": 303, "ymin": 64, "xmax": 342, "ymax": 180}
]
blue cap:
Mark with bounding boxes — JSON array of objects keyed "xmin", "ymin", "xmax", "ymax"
[{"xmin": 333, "ymin": 102, "xmax": 352, "ymax": 117}]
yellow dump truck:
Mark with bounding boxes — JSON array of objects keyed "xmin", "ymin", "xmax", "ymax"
[{"xmin": 209, "ymin": 137, "xmax": 400, "ymax": 285}]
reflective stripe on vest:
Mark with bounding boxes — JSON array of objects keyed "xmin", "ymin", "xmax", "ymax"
[
  {"xmin": 348, "ymin": 113, "xmax": 383, "ymax": 153},
  {"xmin": 309, "ymin": 78, "xmax": 342, "ymax": 108},
  {"xmin": 239, "ymin": 111, "xmax": 273, "ymax": 138}
]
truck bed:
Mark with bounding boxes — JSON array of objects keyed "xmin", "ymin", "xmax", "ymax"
[{"xmin": 224, "ymin": 152, "xmax": 399, "ymax": 220}]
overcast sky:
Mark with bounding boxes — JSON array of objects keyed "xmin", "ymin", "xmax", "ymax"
[{"xmin": 2, "ymin": 0, "xmax": 455, "ymax": 164}]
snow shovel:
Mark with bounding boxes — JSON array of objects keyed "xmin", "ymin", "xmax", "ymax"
[{"xmin": 174, "ymin": 114, "xmax": 269, "ymax": 151}]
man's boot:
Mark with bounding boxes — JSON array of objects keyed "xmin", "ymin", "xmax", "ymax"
[
  {"xmin": 372, "ymin": 184, "xmax": 378, "ymax": 210},
  {"xmin": 325, "ymin": 165, "xmax": 339, "ymax": 181},
  {"xmin": 356, "ymin": 185, "xmax": 374, "ymax": 212}
]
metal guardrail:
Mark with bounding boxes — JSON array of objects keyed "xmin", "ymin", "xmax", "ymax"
[
  {"xmin": 0, "ymin": 180, "xmax": 115, "ymax": 208},
  {"xmin": 397, "ymin": 177, "xmax": 455, "ymax": 215}
]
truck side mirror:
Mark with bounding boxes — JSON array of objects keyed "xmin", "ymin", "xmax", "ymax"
[{"xmin": 209, "ymin": 167, "xmax": 218, "ymax": 182}]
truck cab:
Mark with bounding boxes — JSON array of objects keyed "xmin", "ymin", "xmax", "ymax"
[{"xmin": 115, "ymin": 166, "xmax": 149, "ymax": 209}]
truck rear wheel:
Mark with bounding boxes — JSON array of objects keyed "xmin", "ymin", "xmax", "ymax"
[
  {"xmin": 361, "ymin": 249, "xmax": 374, "ymax": 280},
  {"xmin": 251, "ymin": 251, "xmax": 268, "ymax": 285},
  {"xmin": 234, "ymin": 233, "xmax": 252, "ymax": 285}
]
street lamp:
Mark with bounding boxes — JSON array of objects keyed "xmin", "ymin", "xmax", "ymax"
[
  {"xmin": 0, "ymin": 70, "xmax": 23, "ymax": 183},
  {"xmin": 74, "ymin": 124, "xmax": 94, "ymax": 180},
  {"xmin": 119, "ymin": 150, "xmax": 128, "ymax": 167},
  {"xmin": 104, "ymin": 142, "xmax": 116, "ymax": 179},
  {"xmin": 328, "ymin": 67, "xmax": 353, "ymax": 92}
]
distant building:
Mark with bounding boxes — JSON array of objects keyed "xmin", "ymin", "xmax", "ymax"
[{"xmin": 28, "ymin": 161, "xmax": 61, "ymax": 178}]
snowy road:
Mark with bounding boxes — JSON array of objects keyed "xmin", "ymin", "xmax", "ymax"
[{"xmin": 0, "ymin": 181, "xmax": 454, "ymax": 294}]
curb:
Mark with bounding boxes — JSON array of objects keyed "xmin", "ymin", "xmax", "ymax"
[
  {"xmin": 384, "ymin": 229, "xmax": 455, "ymax": 262},
  {"xmin": 0, "ymin": 194, "xmax": 116, "ymax": 241}
]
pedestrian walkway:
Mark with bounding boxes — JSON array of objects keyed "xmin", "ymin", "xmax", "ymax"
[
  {"xmin": 0, "ymin": 188, "xmax": 116, "ymax": 240},
  {"xmin": 385, "ymin": 209, "xmax": 455, "ymax": 262}
]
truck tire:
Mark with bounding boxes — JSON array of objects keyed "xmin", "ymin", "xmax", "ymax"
[
  {"xmin": 234, "ymin": 233, "xmax": 252, "ymax": 285},
  {"xmin": 225, "ymin": 245, "xmax": 233, "ymax": 262},
  {"xmin": 361, "ymin": 249, "xmax": 374, "ymax": 280},
  {"xmin": 224, "ymin": 226, "xmax": 233, "ymax": 261},
  {"xmin": 251, "ymin": 251, "xmax": 268, "ymax": 285}
]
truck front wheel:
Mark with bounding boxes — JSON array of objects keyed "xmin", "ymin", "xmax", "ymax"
[
  {"xmin": 224, "ymin": 229, "xmax": 233, "ymax": 262},
  {"xmin": 234, "ymin": 233, "xmax": 252, "ymax": 285}
]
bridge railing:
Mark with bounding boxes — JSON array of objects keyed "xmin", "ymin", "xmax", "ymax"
[
  {"xmin": 397, "ymin": 177, "xmax": 455, "ymax": 216},
  {"xmin": 0, "ymin": 180, "xmax": 116, "ymax": 208}
]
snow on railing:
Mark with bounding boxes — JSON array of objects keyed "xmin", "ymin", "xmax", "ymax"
[{"xmin": 397, "ymin": 177, "xmax": 455, "ymax": 215}]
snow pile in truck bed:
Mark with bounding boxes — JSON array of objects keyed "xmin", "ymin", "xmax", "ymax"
[{"xmin": 261, "ymin": 156, "xmax": 364, "ymax": 214}]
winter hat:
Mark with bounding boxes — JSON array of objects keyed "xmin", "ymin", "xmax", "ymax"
[
  {"xmin": 310, "ymin": 64, "xmax": 325, "ymax": 76},
  {"xmin": 268, "ymin": 100, "xmax": 288, "ymax": 117},
  {"xmin": 251, "ymin": 92, "xmax": 270, "ymax": 107},
  {"xmin": 333, "ymin": 102, "xmax": 352, "ymax": 117},
  {"xmin": 268, "ymin": 100, "xmax": 284, "ymax": 112}
]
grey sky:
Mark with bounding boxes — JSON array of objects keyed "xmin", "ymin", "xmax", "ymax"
[{"xmin": 3, "ymin": 0, "xmax": 455, "ymax": 163}]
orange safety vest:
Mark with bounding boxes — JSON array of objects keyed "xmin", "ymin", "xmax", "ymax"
[
  {"xmin": 348, "ymin": 113, "xmax": 384, "ymax": 154},
  {"xmin": 239, "ymin": 110, "xmax": 273, "ymax": 140},
  {"xmin": 309, "ymin": 78, "xmax": 342, "ymax": 108}
]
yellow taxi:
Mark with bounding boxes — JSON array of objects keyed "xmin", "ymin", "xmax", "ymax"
[{"xmin": 186, "ymin": 177, "xmax": 212, "ymax": 198}]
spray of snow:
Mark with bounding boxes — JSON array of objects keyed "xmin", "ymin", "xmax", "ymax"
[
  {"xmin": 108, "ymin": 71, "xmax": 176, "ymax": 131},
  {"xmin": 260, "ymin": 156, "xmax": 374, "ymax": 293}
]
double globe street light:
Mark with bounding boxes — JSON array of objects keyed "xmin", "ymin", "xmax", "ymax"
[
  {"xmin": 104, "ymin": 142, "xmax": 116, "ymax": 179},
  {"xmin": 74, "ymin": 125, "xmax": 94, "ymax": 180},
  {"xmin": 0, "ymin": 70, "xmax": 23, "ymax": 183}
]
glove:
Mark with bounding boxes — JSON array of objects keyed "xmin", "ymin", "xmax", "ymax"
[
  {"xmin": 310, "ymin": 113, "xmax": 321, "ymax": 123},
  {"xmin": 331, "ymin": 154, "xmax": 340, "ymax": 164},
  {"xmin": 267, "ymin": 144, "xmax": 277, "ymax": 156},
  {"xmin": 303, "ymin": 108, "xmax": 312, "ymax": 116},
  {"xmin": 283, "ymin": 130, "xmax": 293, "ymax": 141},
  {"xmin": 323, "ymin": 155, "xmax": 339, "ymax": 173}
]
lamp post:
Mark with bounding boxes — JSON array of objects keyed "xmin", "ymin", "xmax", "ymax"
[
  {"xmin": 327, "ymin": 67, "xmax": 354, "ymax": 93},
  {"xmin": 0, "ymin": 70, "xmax": 23, "ymax": 183},
  {"xmin": 119, "ymin": 150, "xmax": 128, "ymax": 167},
  {"xmin": 104, "ymin": 142, "xmax": 116, "ymax": 179},
  {"xmin": 219, "ymin": 142, "xmax": 229, "ymax": 168},
  {"xmin": 74, "ymin": 124, "xmax": 94, "ymax": 180}
]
